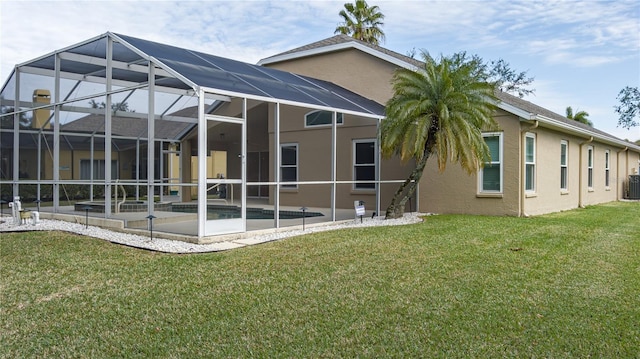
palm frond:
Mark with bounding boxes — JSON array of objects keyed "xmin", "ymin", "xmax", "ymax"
[
  {"xmin": 334, "ymin": 0, "xmax": 385, "ymax": 44},
  {"xmin": 382, "ymin": 52, "xmax": 499, "ymax": 173}
]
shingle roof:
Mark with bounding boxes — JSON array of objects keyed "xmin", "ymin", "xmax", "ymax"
[
  {"xmin": 261, "ymin": 34, "xmax": 423, "ymax": 68},
  {"xmin": 495, "ymin": 91, "xmax": 627, "ymax": 143},
  {"xmin": 61, "ymin": 114, "xmax": 193, "ymax": 140}
]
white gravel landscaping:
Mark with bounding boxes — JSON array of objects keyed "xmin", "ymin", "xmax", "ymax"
[{"xmin": 0, "ymin": 213, "xmax": 427, "ymax": 254}]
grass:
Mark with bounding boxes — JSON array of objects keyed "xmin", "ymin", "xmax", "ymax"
[{"xmin": 1, "ymin": 202, "xmax": 639, "ymax": 358}]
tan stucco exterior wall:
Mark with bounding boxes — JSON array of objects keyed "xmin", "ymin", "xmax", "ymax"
[
  {"xmin": 417, "ymin": 110, "xmax": 522, "ymax": 216},
  {"xmin": 520, "ymin": 128, "xmax": 581, "ymax": 215},
  {"xmin": 263, "ymin": 50, "xmax": 414, "ymax": 211},
  {"xmin": 266, "ymin": 103, "xmax": 413, "ymax": 210},
  {"xmin": 575, "ymin": 140, "xmax": 638, "ymax": 207},
  {"xmin": 624, "ymin": 150, "xmax": 640, "ymax": 198},
  {"xmin": 513, "ymin": 126, "xmax": 635, "ymax": 216},
  {"xmin": 416, "ymin": 112, "xmax": 640, "ymax": 217},
  {"xmin": 263, "ymin": 45, "xmax": 640, "ymax": 216},
  {"xmin": 263, "ymin": 49, "xmax": 398, "ymax": 105}
]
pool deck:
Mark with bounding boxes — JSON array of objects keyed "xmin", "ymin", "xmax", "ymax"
[{"xmin": 27, "ymin": 197, "xmax": 375, "ymax": 244}]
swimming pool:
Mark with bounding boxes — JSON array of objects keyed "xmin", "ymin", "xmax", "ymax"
[{"xmin": 171, "ymin": 204, "xmax": 324, "ymax": 220}]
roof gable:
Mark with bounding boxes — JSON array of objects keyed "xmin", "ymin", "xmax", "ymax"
[{"xmin": 258, "ymin": 34, "xmax": 422, "ymax": 69}]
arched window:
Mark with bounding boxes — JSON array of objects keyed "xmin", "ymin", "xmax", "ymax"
[{"xmin": 304, "ymin": 110, "xmax": 343, "ymax": 127}]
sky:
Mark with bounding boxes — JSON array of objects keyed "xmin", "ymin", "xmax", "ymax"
[{"xmin": 1, "ymin": 0, "xmax": 639, "ymax": 140}]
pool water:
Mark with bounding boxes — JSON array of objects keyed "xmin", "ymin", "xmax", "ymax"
[{"xmin": 171, "ymin": 204, "xmax": 323, "ymax": 220}]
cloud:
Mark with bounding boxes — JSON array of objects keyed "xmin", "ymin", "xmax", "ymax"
[
  {"xmin": 551, "ymin": 53, "xmax": 624, "ymax": 68},
  {"xmin": 3, "ymin": 0, "xmax": 638, "ymax": 73},
  {"xmin": 377, "ymin": 0, "xmax": 639, "ymax": 67},
  {"xmin": 495, "ymin": 0, "xmax": 639, "ymax": 67}
]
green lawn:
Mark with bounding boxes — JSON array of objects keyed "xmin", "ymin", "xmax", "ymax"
[{"xmin": 1, "ymin": 202, "xmax": 639, "ymax": 358}]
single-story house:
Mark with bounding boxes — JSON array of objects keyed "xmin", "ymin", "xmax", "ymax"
[{"xmin": 1, "ymin": 32, "xmax": 638, "ymax": 242}]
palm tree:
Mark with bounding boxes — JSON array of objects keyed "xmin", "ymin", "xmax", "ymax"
[
  {"xmin": 566, "ymin": 106, "xmax": 592, "ymax": 126},
  {"xmin": 381, "ymin": 52, "xmax": 499, "ymax": 219},
  {"xmin": 335, "ymin": 0, "xmax": 385, "ymax": 45}
]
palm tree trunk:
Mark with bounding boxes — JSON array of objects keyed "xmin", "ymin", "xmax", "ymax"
[{"xmin": 385, "ymin": 152, "xmax": 430, "ymax": 219}]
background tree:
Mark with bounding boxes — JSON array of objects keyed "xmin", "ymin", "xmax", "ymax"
[
  {"xmin": 0, "ymin": 107, "xmax": 31, "ymax": 129},
  {"xmin": 449, "ymin": 52, "xmax": 534, "ymax": 98},
  {"xmin": 335, "ymin": 0, "xmax": 385, "ymax": 45},
  {"xmin": 89, "ymin": 99, "xmax": 135, "ymax": 112},
  {"xmin": 488, "ymin": 58, "xmax": 535, "ymax": 98},
  {"xmin": 566, "ymin": 106, "xmax": 592, "ymax": 126},
  {"xmin": 380, "ymin": 51, "xmax": 499, "ymax": 219},
  {"xmin": 405, "ymin": 47, "xmax": 417, "ymax": 59},
  {"xmin": 614, "ymin": 86, "xmax": 639, "ymax": 129}
]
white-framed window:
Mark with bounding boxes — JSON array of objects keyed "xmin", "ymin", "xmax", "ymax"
[
  {"xmin": 280, "ymin": 143, "xmax": 298, "ymax": 188},
  {"xmin": 525, "ymin": 133, "xmax": 536, "ymax": 192},
  {"xmin": 587, "ymin": 146, "xmax": 594, "ymax": 188},
  {"xmin": 304, "ymin": 110, "xmax": 343, "ymax": 127},
  {"xmin": 353, "ymin": 139, "xmax": 377, "ymax": 190},
  {"xmin": 80, "ymin": 159, "xmax": 118, "ymax": 180},
  {"xmin": 479, "ymin": 132, "xmax": 503, "ymax": 193},
  {"xmin": 605, "ymin": 150, "xmax": 610, "ymax": 187},
  {"xmin": 560, "ymin": 140, "xmax": 568, "ymax": 190}
]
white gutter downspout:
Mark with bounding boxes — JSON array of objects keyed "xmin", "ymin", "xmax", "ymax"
[
  {"xmin": 616, "ymin": 147, "xmax": 628, "ymax": 200},
  {"xmin": 520, "ymin": 120, "xmax": 538, "ymax": 217},
  {"xmin": 579, "ymin": 136, "xmax": 594, "ymax": 208}
]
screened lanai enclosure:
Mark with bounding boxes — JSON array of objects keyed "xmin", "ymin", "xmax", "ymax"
[{"xmin": 0, "ymin": 32, "xmax": 415, "ymax": 241}]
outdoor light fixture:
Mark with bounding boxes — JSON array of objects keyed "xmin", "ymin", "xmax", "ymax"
[
  {"xmin": 300, "ymin": 207, "xmax": 308, "ymax": 230},
  {"xmin": 82, "ymin": 205, "xmax": 92, "ymax": 229},
  {"xmin": 147, "ymin": 214, "xmax": 157, "ymax": 241}
]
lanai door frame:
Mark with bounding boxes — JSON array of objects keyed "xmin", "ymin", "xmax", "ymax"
[{"xmin": 197, "ymin": 90, "xmax": 247, "ymax": 237}]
